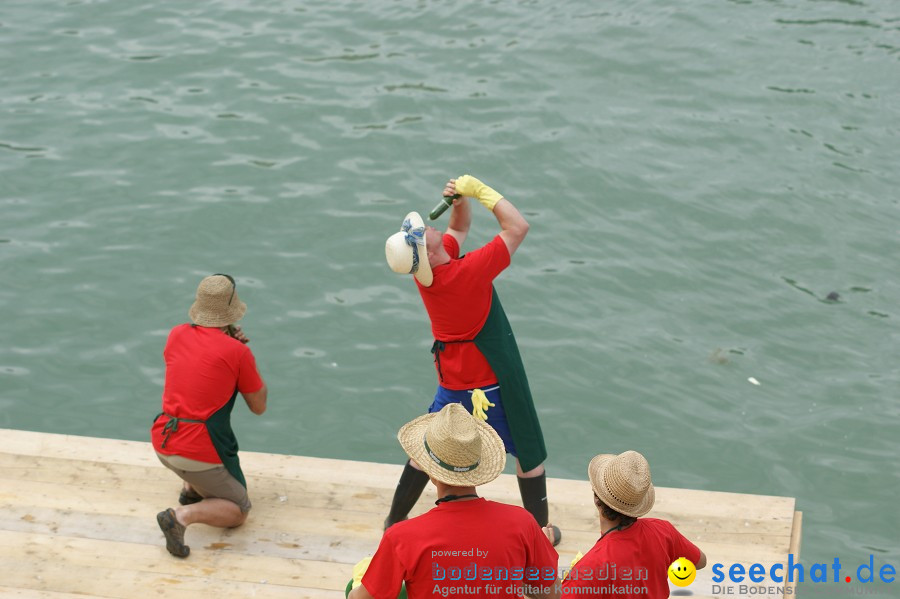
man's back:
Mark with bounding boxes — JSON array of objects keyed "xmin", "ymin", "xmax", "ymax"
[
  {"xmin": 364, "ymin": 499, "xmax": 559, "ymax": 599},
  {"xmin": 161, "ymin": 324, "xmax": 253, "ymax": 416},
  {"xmin": 151, "ymin": 323, "xmax": 262, "ymax": 462},
  {"xmin": 563, "ymin": 518, "xmax": 702, "ymax": 599}
]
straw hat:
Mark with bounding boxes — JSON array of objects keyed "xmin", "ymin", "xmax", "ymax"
[
  {"xmin": 588, "ymin": 450, "xmax": 656, "ymax": 518},
  {"xmin": 188, "ymin": 274, "xmax": 247, "ymax": 328},
  {"xmin": 398, "ymin": 403, "xmax": 506, "ymax": 487},
  {"xmin": 385, "ymin": 212, "xmax": 433, "ymax": 287}
]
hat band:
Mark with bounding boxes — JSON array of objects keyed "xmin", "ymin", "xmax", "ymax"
[
  {"xmin": 401, "ymin": 218, "xmax": 425, "ymax": 275},
  {"xmin": 409, "ymin": 243, "xmax": 420, "ymax": 274},
  {"xmin": 212, "ymin": 273, "xmax": 237, "ymax": 305},
  {"xmin": 423, "ymin": 435, "xmax": 479, "ymax": 473}
]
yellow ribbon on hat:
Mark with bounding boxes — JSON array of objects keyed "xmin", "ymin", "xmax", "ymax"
[
  {"xmin": 455, "ymin": 175, "xmax": 503, "ymax": 211},
  {"xmin": 471, "ymin": 388, "xmax": 495, "ymax": 421},
  {"xmin": 352, "ymin": 556, "xmax": 372, "ymax": 589},
  {"xmin": 562, "ymin": 552, "xmax": 585, "ymax": 581}
]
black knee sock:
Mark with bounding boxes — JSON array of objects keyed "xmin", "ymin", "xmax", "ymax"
[
  {"xmin": 385, "ymin": 460, "xmax": 430, "ymax": 529},
  {"xmin": 518, "ymin": 472, "xmax": 549, "ymax": 527}
]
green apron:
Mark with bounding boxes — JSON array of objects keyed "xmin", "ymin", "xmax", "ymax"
[
  {"xmin": 432, "ymin": 287, "xmax": 547, "ymax": 472},
  {"xmin": 155, "ymin": 388, "xmax": 246, "ymax": 488}
]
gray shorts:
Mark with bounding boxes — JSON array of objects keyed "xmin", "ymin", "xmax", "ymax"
[{"xmin": 156, "ymin": 453, "xmax": 252, "ymax": 513}]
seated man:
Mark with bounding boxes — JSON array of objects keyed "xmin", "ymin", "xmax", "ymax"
[
  {"xmin": 349, "ymin": 403, "xmax": 561, "ymax": 599},
  {"xmin": 549, "ymin": 451, "xmax": 706, "ymax": 598}
]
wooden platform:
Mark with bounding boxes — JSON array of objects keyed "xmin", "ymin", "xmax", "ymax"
[{"xmin": 0, "ymin": 429, "xmax": 801, "ymax": 598}]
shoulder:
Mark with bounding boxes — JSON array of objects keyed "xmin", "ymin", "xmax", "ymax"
[
  {"xmin": 443, "ymin": 234, "xmax": 460, "ymax": 258},
  {"xmin": 459, "ymin": 235, "xmax": 510, "ymax": 264},
  {"xmin": 197, "ymin": 326, "xmax": 251, "ymax": 355},
  {"xmin": 577, "ymin": 538, "xmax": 608, "ymax": 562},
  {"xmin": 480, "ymin": 499, "xmax": 524, "ymax": 513},
  {"xmin": 473, "ymin": 235, "xmax": 509, "ymax": 254},
  {"xmin": 166, "ymin": 323, "xmax": 192, "ymax": 342},
  {"xmin": 389, "ymin": 509, "xmax": 438, "ymax": 535},
  {"xmin": 481, "ymin": 501, "xmax": 537, "ymax": 526},
  {"xmin": 638, "ymin": 518, "xmax": 683, "ymax": 539},
  {"xmin": 379, "ymin": 511, "xmax": 433, "ymax": 549}
]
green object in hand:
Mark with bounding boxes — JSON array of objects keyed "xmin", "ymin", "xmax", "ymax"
[{"xmin": 429, "ymin": 194, "xmax": 460, "ymax": 220}]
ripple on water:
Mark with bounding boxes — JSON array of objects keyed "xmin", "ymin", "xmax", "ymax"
[
  {"xmin": 0, "ymin": 366, "xmax": 30, "ymax": 376},
  {"xmin": 154, "ymin": 124, "xmax": 222, "ymax": 144},
  {"xmin": 211, "ymin": 154, "xmax": 302, "ymax": 170},
  {"xmin": 186, "ymin": 186, "xmax": 270, "ymax": 204},
  {"xmin": 140, "ymin": 366, "xmax": 165, "ymax": 387},
  {"xmin": 325, "ymin": 285, "xmax": 409, "ymax": 307},
  {"xmin": 291, "ymin": 347, "xmax": 325, "ymax": 358},
  {"xmin": 286, "ymin": 310, "xmax": 326, "ymax": 319},
  {"xmin": 49, "ymin": 220, "xmax": 92, "ymax": 228},
  {"xmin": 0, "ymin": 141, "xmax": 48, "ymax": 153}
]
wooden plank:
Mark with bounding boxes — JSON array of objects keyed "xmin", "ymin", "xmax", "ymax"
[
  {"xmin": 785, "ymin": 510, "xmax": 803, "ymax": 598},
  {"xmin": 0, "ymin": 451, "xmax": 795, "ymax": 540},
  {"xmin": 0, "ymin": 453, "xmax": 431, "ymax": 519},
  {"xmin": 0, "ymin": 554, "xmax": 342, "ymax": 599},
  {"xmin": 0, "ymin": 504, "xmax": 375, "ymax": 564},
  {"xmin": 0, "ymin": 471, "xmax": 793, "ymax": 559},
  {"xmin": 0, "ymin": 530, "xmax": 348, "ymax": 591},
  {"xmin": 0, "ymin": 429, "xmax": 801, "ymax": 599},
  {"xmin": 0, "ymin": 479, "xmax": 384, "ymax": 566},
  {"xmin": 0, "ymin": 448, "xmax": 796, "ymax": 532},
  {"xmin": 0, "ymin": 429, "xmax": 798, "ymax": 516},
  {"xmin": 0, "ymin": 588, "xmax": 107, "ymax": 599}
]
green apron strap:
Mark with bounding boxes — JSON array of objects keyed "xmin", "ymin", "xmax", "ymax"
[
  {"xmin": 473, "ymin": 287, "xmax": 547, "ymax": 472},
  {"xmin": 204, "ymin": 389, "xmax": 247, "ymax": 488},
  {"xmin": 154, "ymin": 412, "xmax": 206, "ymax": 450}
]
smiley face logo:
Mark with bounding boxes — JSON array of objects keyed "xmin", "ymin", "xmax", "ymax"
[{"xmin": 668, "ymin": 557, "xmax": 697, "ymax": 587}]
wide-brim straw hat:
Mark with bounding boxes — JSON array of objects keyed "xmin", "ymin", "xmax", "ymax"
[
  {"xmin": 398, "ymin": 403, "xmax": 506, "ymax": 487},
  {"xmin": 188, "ymin": 274, "xmax": 247, "ymax": 327},
  {"xmin": 385, "ymin": 211, "xmax": 433, "ymax": 287},
  {"xmin": 588, "ymin": 450, "xmax": 656, "ymax": 518}
]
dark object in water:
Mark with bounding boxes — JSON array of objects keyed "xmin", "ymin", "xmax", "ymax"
[{"xmin": 826, "ymin": 291, "xmax": 840, "ymax": 301}]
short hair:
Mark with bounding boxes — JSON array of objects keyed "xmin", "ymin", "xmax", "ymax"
[{"xmin": 594, "ymin": 493, "xmax": 637, "ymax": 528}]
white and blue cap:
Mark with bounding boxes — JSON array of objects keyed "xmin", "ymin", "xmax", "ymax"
[{"xmin": 385, "ymin": 211, "xmax": 433, "ymax": 287}]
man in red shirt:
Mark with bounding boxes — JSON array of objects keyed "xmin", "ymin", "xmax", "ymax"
[
  {"xmin": 151, "ymin": 274, "xmax": 268, "ymax": 558},
  {"xmin": 384, "ymin": 175, "xmax": 558, "ymax": 544},
  {"xmin": 348, "ymin": 403, "xmax": 561, "ymax": 599},
  {"xmin": 550, "ymin": 451, "xmax": 707, "ymax": 598}
]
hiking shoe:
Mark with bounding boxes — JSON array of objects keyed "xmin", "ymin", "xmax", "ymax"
[
  {"xmin": 157, "ymin": 508, "xmax": 190, "ymax": 558},
  {"xmin": 178, "ymin": 489, "xmax": 203, "ymax": 506}
]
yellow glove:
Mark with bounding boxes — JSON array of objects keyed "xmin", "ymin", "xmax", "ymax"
[
  {"xmin": 471, "ymin": 389, "xmax": 495, "ymax": 421},
  {"xmin": 563, "ymin": 552, "xmax": 585, "ymax": 581},
  {"xmin": 455, "ymin": 175, "xmax": 503, "ymax": 211},
  {"xmin": 352, "ymin": 556, "xmax": 372, "ymax": 589}
]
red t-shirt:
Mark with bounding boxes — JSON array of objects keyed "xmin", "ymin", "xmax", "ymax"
[
  {"xmin": 561, "ymin": 518, "xmax": 702, "ymax": 599},
  {"xmin": 416, "ymin": 235, "xmax": 511, "ymax": 390},
  {"xmin": 362, "ymin": 498, "xmax": 559, "ymax": 599},
  {"xmin": 151, "ymin": 324, "xmax": 264, "ymax": 463}
]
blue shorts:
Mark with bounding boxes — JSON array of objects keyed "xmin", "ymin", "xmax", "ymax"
[{"xmin": 428, "ymin": 385, "xmax": 517, "ymax": 457}]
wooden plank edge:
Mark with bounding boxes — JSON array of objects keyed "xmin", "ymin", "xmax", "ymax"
[{"xmin": 784, "ymin": 510, "xmax": 802, "ymax": 598}]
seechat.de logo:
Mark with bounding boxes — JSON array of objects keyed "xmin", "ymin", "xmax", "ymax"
[{"xmin": 711, "ymin": 554, "xmax": 896, "ymax": 585}]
